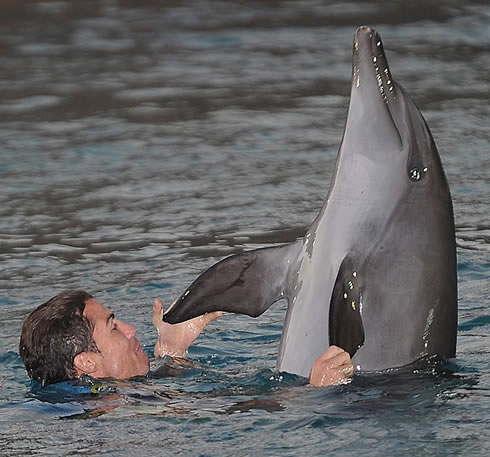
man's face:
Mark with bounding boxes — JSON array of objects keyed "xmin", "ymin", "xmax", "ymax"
[{"xmin": 82, "ymin": 299, "xmax": 150, "ymax": 379}]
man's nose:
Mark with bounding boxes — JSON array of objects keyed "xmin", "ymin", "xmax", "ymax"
[{"xmin": 117, "ymin": 320, "xmax": 136, "ymax": 339}]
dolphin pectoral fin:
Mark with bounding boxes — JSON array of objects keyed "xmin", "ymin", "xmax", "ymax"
[
  {"xmin": 329, "ymin": 258, "xmax": 365, "ymax": 357},
  {"xmin": 164, "ymin": 241, "xmax": 302, "ymax": 324}
]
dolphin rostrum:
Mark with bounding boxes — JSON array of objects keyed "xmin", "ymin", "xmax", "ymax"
[{"xmin": 164, "ymin": 26, "xmax": 458, "ymax": 378}]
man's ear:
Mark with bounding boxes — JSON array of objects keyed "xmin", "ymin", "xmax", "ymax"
[{"xmin": 73, "ymin": 352, "xmax": 99, "ymax": 376}]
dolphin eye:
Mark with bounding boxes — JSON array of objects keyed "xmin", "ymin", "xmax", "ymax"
[
  {"xmin": 408, "ymin": 166, "xmax": 428, "ymax": 182},
  {"xmin": 409, "ymin": 167, "xmax": 421, "ymax": 181}
]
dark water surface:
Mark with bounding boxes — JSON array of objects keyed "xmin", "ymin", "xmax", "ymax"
[{"xmin": 0, "ymin": 1, "xmax": 488, "ymax": 456}]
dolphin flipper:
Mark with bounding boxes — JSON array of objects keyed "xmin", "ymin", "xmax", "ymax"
[
  {"xmin": 164, "ymin": 240, "xmax": 303, "ymax": 324},
  {"xmin": 328, "ymin": 257, "xmax": 365, "ymax": 357}
]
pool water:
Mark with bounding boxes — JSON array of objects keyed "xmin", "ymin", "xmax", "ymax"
[{"xmin": 0, "ymin": 1, "xmax": 488, "ymax": 456}]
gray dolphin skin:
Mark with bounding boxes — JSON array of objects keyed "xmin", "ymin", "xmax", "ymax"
[{"xmin": 164, "ymin": 26, "xmax": 458, "ymax": 378}]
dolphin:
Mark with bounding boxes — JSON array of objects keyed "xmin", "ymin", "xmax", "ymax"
[{"xmin": 163, "ymin": 26, "xmax": 458, "ymax": 378}]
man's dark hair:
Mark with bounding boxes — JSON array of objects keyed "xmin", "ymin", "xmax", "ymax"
[{"xmin": 19, "ymin": 290, "xmax": 97, "ymax": 385}]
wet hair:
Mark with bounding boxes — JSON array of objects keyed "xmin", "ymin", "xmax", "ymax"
[{"xmin": 19, "ymin": 290, "xmax": 98, "ymax": 385}]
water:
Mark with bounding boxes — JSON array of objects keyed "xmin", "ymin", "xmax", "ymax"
[{"xmin": 0, "ymin": 0, "xmax": 488, "ymax": 455}]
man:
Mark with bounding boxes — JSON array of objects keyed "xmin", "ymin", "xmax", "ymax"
[{"xmin": 19, "ymin": 290, "xmax": 353, "ymax": 387}]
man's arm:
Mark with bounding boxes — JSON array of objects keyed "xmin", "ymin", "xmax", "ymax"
[
  {"xmin": 152, "ymin": 299, "xmax": 353, "ymax": 387},
  {"xmin": 152, "ymin": 298, "xmax": 221, "ymax": 358},
  {"xmin": 309, "ymin": 345, "xmax": 353, "ymax": 387}
]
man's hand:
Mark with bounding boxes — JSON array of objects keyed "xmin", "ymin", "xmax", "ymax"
[
  {"xmin": 152, "ymin": 298, "xmax": 222, "ymax": 358},
  {"xmin": 309, "ymin": 345, "xmax": 354, "ymax": 387}
]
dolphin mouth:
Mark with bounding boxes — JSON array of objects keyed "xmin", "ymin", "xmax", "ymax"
[
  {"xmin": 349, "ymin": 25, "xmax": 403, "ymax": 150},
  {"xmin": 352, "ymin": 26, "xmax": 396, "ymax": 104}
]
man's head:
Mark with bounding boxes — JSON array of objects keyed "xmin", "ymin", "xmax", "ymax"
[{"xmin": 19, "ymin": 290, "xmax": 149, "ymax": 385}]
